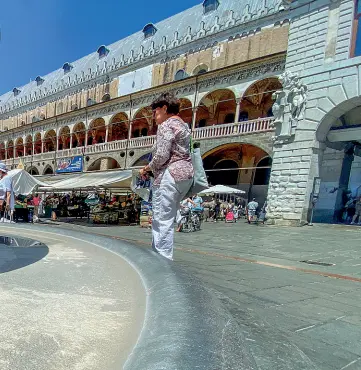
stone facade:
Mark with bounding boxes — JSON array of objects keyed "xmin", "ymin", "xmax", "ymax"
[{"xmin": 267, "ymin": 0, "xmax": 361, "ymax": 225}]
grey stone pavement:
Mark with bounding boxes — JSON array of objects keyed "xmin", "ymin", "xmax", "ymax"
[{"xmin": 40, "ymin": 219, "xmax": 361, "ymax": 370}]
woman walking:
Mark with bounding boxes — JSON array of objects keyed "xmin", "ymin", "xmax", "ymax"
[{"xmin": 140, "ymin": 93, "xmax": 193, "ymax": 260}]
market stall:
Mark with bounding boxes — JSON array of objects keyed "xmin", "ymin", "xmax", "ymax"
[
  {"xmin": 5, "ymin": 169, "xmax": 49, "ymax": 222},
  {"xmin": 39, "ymin": 170, "xmax": 135, "ymax": 224}
]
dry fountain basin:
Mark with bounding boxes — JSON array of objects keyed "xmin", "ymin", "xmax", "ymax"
[{"xmin": 0, "ymin": 225, "xmax": 255, "ymax": 370}]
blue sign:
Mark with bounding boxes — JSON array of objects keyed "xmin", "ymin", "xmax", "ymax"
[{"xmin": 56, "ymin": 156, "xmax": 83, "ymax": 173}]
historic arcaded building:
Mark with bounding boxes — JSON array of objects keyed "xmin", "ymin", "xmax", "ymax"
[
  {"xmin": 0, "ymin": 0, "xmax": 289, "ymax": 206},
  {"xmin": 2, "ymin": 0, "xmax": 359, "ymax": 225}
]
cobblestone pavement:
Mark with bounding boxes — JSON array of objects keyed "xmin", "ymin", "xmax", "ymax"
[{"xmin": 41, "ymin": 219, "xmax": 361, "ymax": 369}]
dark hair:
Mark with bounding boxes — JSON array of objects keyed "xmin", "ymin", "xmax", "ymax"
[{"xmin": 151, "ymin": 92, "xmax": 180, "ymax": 115}]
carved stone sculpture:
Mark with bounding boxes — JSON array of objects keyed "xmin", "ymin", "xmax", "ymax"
[{"xmin": 271, "ymin": 70, "xmax": 307, "ymax": 142}]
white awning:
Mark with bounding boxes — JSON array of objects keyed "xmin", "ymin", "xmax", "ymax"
[
  {"xmin": 41, "ymin": 170, "xmax": 132, "ymax": 190},
  {"xmin": 7, "ymin": 169, "xmax": 49, "ymax": 195}
]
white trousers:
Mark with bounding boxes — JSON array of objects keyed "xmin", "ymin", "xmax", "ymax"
[{"xmin": 152, "ymin": 170, "xmax": 192, "ymax": 260}]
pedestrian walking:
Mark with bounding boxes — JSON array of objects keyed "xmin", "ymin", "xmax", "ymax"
[
  {"xmin": 351, "ymin": 196, "xmax": 361, "ymax": 225},
  {"xmin": 0, "ymin": 162, "xmax": 15, "ymax": 222},
  {"xmin": 139, "ymin": 93, "xmax": 193, "ymax": 260}
]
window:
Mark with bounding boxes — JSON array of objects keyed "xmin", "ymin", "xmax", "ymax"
[
  {"xmin": 102, "ymin": 94, "xmax": 111, "ymax": 102},
  {"xmin": 203, "ymin": 0, "xmax": 219, "ymax": 14},
  {"xmin": 13, "ymin": 88, "xmax": 21, "ymax": 97},
  {"xmin": 143, "ymin": 24, "xmax": 157, "ymax": 39},
  {"xmin": 174, "ymin": 69, "xmax": 186, "ymax": 81},
  {"xmin": 87, "ymin": 98, "xmax": 96, "ymax": 106},
  {"xmin": 35, "ymin": 76, "xmax": 44, "ymax": 86},
  {"xmin": 62, "ymin": 62, "xmax": 73, "ymax": 74},
  {"xmin": 352, "ymin": 0, "xmax": 361, "ymax": 56},
  {"xmin": 97, "ymin": 45, "xmax": 109, "ymax": 58}
]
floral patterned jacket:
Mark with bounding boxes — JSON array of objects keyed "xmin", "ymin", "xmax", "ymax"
[{"xmin": 149, "ymin": 117, "xmax": 194, "ymax": 185}]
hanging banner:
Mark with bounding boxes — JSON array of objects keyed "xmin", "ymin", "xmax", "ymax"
[{"xmin": 56, "ymin": 156, "xmax": 83, "ymax": 173}]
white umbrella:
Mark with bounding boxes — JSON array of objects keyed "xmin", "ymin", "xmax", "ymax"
[{"xmin": 199, "ymin": 184, "xmax": 245, "ymax": 195}]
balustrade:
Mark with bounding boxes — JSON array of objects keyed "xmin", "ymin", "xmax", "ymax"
[{"xmin": 2, "ymin": 118, "xmax": 274, "ymax": 167}]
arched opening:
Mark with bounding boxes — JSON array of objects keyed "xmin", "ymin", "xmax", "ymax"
[
  {"xmin": 174, "ymin": 69, "xmax": 186, "ymax": 81},
  {"xmin": 7, "ymin": 141, "xmax": 14, "ymax": 159},
  {"xmin": 34, "ymin": 133, "xmax": 42, "ymax": 154},
  {"xmin": 102, "ymin": 94, "xmax": 111, "ymax": 102},
  {"xmin": 193, "ymin": 64, "xmax": 209, "ymax": 75},
  {"xmin": 132, "ymin": 153, "xmax": 152, "ymax": 167},
  {"xmin": 108, "ymin": 113, "xmax": 129, "ymax": 142},
  {"xmin": 72, "ymin": 122, "xmax": 86, "ymax": 147},
  {"xmin": 240, "ymin": 78, "xmax": 282, "ymax": 120},
  {"xmin": 196, "ymin": 89, "xmax": 236, "ymax": 128},
  {"xmin": 203, "ymin": 143, "xmax": 271, "ymax": 203},
  {"xmin": 58, "ymin": 126, "xmax": 71, "ymax": 150},
  {"xmin": 88, "ymin": 118, "xmax": 106, "ymax": 145},
  {"xmin": 15, "ymin": 138, "xmax": 24, "ymax": 157},
  {"xmin": 132, "ymin": 107, "xmax": 155, "ymax": 138},
  {"xmin": 43, "ymin": 166, "xmax": 54, "ymax": 175},
  {"xmin": 25, "ymin": 135, "xmax": 33, "ymax": 156},
  {"xmin": 44, "ymin": 130, "xmax": 56, "ymax": 152},
  {"xmin": 27, "ymin": 167, "xmax": 39, "ymax": 175},
  {"xmin": 314, "ymin": 104, "xmax": 361, "ymax": 224},
  {"xmin": 254, "ymin": 157, "xmax": 272, "ymax": 185},
  {"xmin": 0, "ymin": 143, "xmax": 5, "ymax": 160},
  {"xmin": 87, "ymin": 157, "xmax": 121, "ymax": 171},
  {"xmin": 179, "ymin": 98, "xmax": 193, "ymax": 126}
]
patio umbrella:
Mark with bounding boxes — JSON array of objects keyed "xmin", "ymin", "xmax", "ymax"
[{"xmin": 199, "ymin": 184, "xmax": 245, "ymax": 195}]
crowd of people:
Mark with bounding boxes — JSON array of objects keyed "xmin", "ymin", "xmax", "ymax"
[{"xmin": 175, "ymin": 194, "xmax": 267, "ymax": 231}]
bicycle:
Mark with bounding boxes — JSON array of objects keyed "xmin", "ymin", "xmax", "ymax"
[{"xmin": 180, "ymin": 208, "xmax": 203, "ymax": 232}]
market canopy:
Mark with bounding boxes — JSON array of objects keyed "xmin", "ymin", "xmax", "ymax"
[
  {"xmin": 41, "ymin": 170, "xmax": 132, "ymax": 190},
  {"xmin": 7, "ymin": 169, "xmax": 49, "ymax": 195},
  {"xmin": 199, "ymin": 184, "xmax": 246, "ymax": 195}
]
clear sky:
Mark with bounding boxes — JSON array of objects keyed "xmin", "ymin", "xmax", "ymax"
[{"xmin": 0, "ymin": 0, "xmax": 200, "ymax": 95}]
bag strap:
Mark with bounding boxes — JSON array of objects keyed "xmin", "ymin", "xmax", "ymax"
[{"xmin": 189, "ymin": 136, "xmax": 194, "ymax": 154}]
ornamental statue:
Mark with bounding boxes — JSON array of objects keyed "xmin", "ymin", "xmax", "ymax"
[{"xmin": 272, "ymin": 71, "xmax": 307, "ymax": 142}]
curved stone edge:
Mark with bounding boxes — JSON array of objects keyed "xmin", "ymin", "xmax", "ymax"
[{"xmin": 9, "ymin": 224, "xmax": 257, "ymax": 370}]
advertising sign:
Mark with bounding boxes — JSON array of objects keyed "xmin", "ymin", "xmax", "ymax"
[{"xmin": 56, "ymin": 156, "xmax": 83, "ymax": 174}]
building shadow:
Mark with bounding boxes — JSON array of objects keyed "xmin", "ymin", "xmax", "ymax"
[{"xmin": 0, "ymin": 236, "xmax": 49, "ymax": 273}]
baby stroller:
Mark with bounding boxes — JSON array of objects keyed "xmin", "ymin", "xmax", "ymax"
[{"xmin": 225, "ymin": 209, "xmax": 236, "ymax": 223}]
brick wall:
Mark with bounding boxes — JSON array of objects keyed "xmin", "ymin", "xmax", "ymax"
[{"xmin": 152, "ymin": 25, "xmax": 289, "ymax": 86}]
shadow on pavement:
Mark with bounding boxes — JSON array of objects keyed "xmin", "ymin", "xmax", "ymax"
[{"xmin": 0, "ymin": 235, "xmax": 49, "ymax": 273}]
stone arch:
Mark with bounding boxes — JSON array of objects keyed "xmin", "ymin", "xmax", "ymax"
[
  {"xmin": 25, "ymin": 135, "xmax": 33, "ymax": 156},
  {"xmin": 179, "ymin": 98, "xmax": 193, "ymax": 126},
  {"xmin": 44, "ymin": 129, "xmax": 57, "ymax": 152},
  {"xmin": 43, "ymin": 165, "xmax": 54, "ymax": 175},
  {"xmin": 200, "ymin": 133, "xmax": 274, "ymax": 158},
  {"xmin": 316, "ymin": 98, "xmax": 361, "ymax": 142},
  {"xmin": 131, "ymin": 152, "xmax": 152, "ymax": 167},
  {"xmin": 88, "ymin": 118, "xmax": 106, "ymax": 145},
  {"xmin": 253, "ymin": 156, "xmax": 272, "ymax": 185},
  {"xmin": 15, "ymin": 137, "xmax": 24, "ymax": 157},
  {"xmin": 109, "ymin": 112, "xmax": 129, "ymax": 142},
  {"xmin": 34, "ymin": 132, "xmax": 42, "ymax": 154},
  {"xmin": 87, "ymin": 157, "xmax": 121, "ymax": 171},
  {"xmin": 193, "ymin": 64, "xmax": 209, "ymax": 75},
  {"xmin": 27, "ymin": 166, "xmax": 39, "ymax": 175},
  {"xmin": 203, "ymin": 142, "xmax": 272, "ymax": 201},
  {"xmin": 7, "ymin": 140, "xmax": 14, "ymax": 159},
  {"xmin": 58, "ymin": 126, "xmax": 71, "ymax": 150},
  {"xmin": 240, "ymin": 77, "xmax": 282, "ymax": 121},
  {"xmin": 0, "ymin": 142, "xmax": 5, "ymax": 160},
  {"xmin": 73, "ymin": 122, "xmax": 86, "ymax": 147},
  {"xmin": 132, "ymin": 107, "xmax": 154, "ymax": 137},
  {"xmin": 196, "ymin": 89, "xmax": 236, "ymax": 128}
]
